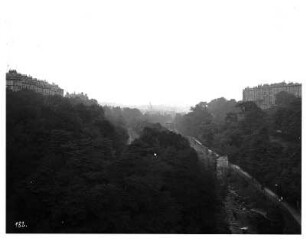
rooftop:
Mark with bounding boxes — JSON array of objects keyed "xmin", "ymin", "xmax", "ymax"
[{"xmin": 244, "ymin": 82, "xmax": 301, "ymax": 90}]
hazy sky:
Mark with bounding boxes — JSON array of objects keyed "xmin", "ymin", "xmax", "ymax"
[{"xmin": 1, "ymin": 0, "xmax": 306, "ymax": 107}]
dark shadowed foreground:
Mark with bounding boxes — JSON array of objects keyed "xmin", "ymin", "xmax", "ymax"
[{"xmin": 6, "ymin": 90, "xmax": 228, "ymax": 233}]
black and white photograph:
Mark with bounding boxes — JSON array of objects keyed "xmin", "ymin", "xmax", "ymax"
[{"xmin": 0, "ymin": 0, "xmax": 304, "ymax": 237}]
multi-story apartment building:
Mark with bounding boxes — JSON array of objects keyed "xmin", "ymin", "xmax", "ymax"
[
  {"xmin": 6, "ymin": 70, "xmax": 64, "ymax": 96},
  {"xmin": 243, "ymin": 82, "xmax": 301, "ymax": 109}
]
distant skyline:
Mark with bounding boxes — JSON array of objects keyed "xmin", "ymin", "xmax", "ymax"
[{"xmin": 2, "ymin": 0, "xmax": 305, "ymax": 107}]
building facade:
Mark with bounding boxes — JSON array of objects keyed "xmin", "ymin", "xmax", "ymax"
[
  {"xmin": 6, "ymin": 70, "xmax": 64, "ymax": 96},
  {"xmin": 243, "ymin": 82, "xmax": 301, "ymax": 109}
]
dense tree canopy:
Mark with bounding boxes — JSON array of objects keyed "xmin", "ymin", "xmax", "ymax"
[
  {"xmin": 175, "ymin": 94, "xmax": 301, "ymax": 207},
  {"xmin": 7, "ymin": 89, "xmax": 226, "ymax": 233},
  {"xmin": 103, "ymin": 105, "xmax": 175, "ymax": 136}
]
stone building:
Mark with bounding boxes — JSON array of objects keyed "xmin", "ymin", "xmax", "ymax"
[
  {"xmin": 243, "ymin": 82, "xmax": 301, "ymax": 109},
  {"xmin": 65, "ymin": 92, "xmax": 98, "ymax": 106},
  {"xmin": 6, "ymin": 70, "xmax": 64, "ymax": 96}
]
